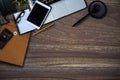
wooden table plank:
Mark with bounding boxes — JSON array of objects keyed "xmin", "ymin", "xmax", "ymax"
[{"xmin": 0, "ymin": 0, "xmax": 120, "ymax": 80}]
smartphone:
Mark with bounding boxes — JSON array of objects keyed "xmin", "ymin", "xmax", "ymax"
[
  {"xmin": 0, "ymin": 28, "xmax": 13, "ymax": 49},
  {"xmin": 27, "ymin": 1, "xmax": 51, "ymax": 29}
]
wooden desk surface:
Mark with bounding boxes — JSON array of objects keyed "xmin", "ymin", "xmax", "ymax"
[{"xmin": 0, "ymin": 0, "xmax": 120, "ymax": 80}]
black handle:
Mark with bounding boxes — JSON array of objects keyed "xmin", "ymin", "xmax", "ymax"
[{"xmin": 72, "ymin": 13, "xmax": 89, "ymax": 27}]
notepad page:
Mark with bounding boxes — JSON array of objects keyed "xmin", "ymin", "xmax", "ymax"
[{"xmin": 14, "ymin": 9, "xmax": 35, "ymax": 34}]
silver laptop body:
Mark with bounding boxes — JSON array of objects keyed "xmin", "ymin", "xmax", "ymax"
[{"xmin": 28, "ymin": 0, "xmax": 87, "ymax": 24}]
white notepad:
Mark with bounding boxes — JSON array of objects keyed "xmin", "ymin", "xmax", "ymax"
[{"xmin": 13, "ymin": 9, "xmax": 35, "ymax": 34}]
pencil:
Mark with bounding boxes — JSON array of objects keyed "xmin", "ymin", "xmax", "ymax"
[{"xmin": 32, "ymin": 23, "xmax": 54, "ymax": 36}]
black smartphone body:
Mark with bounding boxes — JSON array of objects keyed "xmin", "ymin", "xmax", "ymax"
[{"xmin": 0, "ymin": 28, "xmax": 13, "ymax": 49}]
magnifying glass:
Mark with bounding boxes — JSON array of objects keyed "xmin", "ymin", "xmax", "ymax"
[{"xmin": 72, "ymin": 1, "xmax": 107, "ymax": 27}]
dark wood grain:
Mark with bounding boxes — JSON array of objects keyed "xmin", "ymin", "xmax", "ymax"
[{"xmin": 0, "ymin": 0, "xmax": 120, "ymax": 80}]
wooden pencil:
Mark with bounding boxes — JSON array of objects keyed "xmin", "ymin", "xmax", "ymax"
[{"xmin": 32, "ymin": 23, "xmax": 54, "ymax": 36}]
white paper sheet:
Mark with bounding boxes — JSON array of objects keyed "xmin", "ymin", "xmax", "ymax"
[{"xmin": 13, "ymin": 9, "xmax": 35, "ymax": 34}]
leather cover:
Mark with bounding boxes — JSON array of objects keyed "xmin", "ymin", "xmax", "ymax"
[{"xmin": 0, "ymin": 20, "xmax": 30, "ymax": 66}]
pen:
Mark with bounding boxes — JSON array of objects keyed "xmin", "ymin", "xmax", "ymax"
[
  {"xmin": 72, "ymin": 14, "xmax": 89, "ymax": 27},
  {"xmin": 16, "ymin": 10, "xmax": 25, "ymax": 23},
  {"xmin": 32, "ymin": 23, "xmax": 54, "ymax": 36}
]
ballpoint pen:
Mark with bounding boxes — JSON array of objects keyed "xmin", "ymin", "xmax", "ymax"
[
  {"xmin": 16, "ymin": 10, "xmax": 25, "ymax": 23},
  {"xmin": 72, "ymin": 14, "xmax": 89, "ymax": 27}
]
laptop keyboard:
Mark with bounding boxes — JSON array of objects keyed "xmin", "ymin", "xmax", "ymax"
[{"xmin": 31, "ymin": 0, "xmax": 60, "ymax": 5}]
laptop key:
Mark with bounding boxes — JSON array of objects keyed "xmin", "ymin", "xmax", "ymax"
[
  {"xmin": 40, "ymin": 0, "xmax": 61, "ymax": 5},
  {"xmin": 31, "ymin": 0, "xmax": 61, "ymax": 5}
]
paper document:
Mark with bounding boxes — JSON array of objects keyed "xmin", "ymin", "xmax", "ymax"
[{"xmin": 13, "ymin": 9, "xmax": 35, "ymax": 34}]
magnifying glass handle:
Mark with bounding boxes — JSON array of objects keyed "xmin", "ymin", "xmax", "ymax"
[{"xmin": 72, "ymin": 13, "xmax": 89, "ymax": 27}]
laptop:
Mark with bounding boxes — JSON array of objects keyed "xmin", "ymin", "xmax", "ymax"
[{"xmin": 28, "ymin": 0, "xmax": 87, "ymax": 24}]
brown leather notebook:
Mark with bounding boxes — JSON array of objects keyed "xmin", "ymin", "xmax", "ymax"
[{"xmin": 0, "ymin": 20, "xmax": 30, "ymax": 66}]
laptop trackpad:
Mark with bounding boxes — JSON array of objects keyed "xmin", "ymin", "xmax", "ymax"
[
  {"xmin": 51, "ymin": 0, "xmax": 69, "ymax": 20},
  {"xmin": 65, "ymin": 0, "xmax": 86, "ymax": 13}
]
